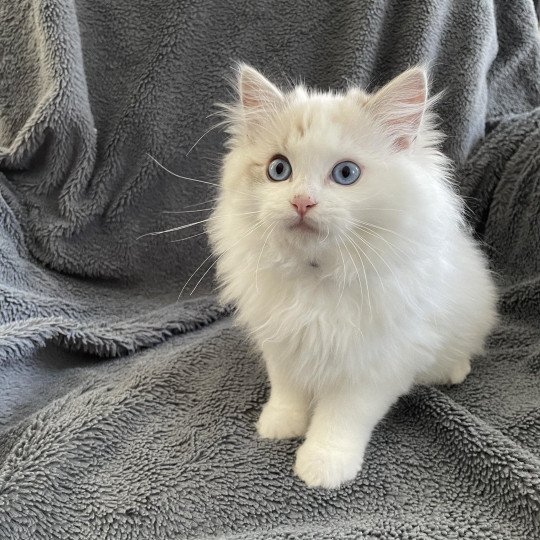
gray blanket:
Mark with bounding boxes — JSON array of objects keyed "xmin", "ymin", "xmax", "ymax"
[{"xmin": 1, "ymin": 0, "xmax": 539, "ymax": 538}]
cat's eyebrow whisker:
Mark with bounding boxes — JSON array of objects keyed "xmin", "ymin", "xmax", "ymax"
[
  {"xmin": 147, "ymin": 154, "xmax": 220, "ymax": 187},
  {"xmin": 186, "ymin": 121, "xmax": 225, "ymax": 156},
  {"xmin": 148, "ymin": 153, "xmax": 265, "ymax": 203},
  {"xmin": 186, "ymin": 220, "xmax": 266, "ymax": 297}
]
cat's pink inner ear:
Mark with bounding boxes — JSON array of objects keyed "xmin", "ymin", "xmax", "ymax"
[
  {"xmin": 368, "ymin": 68, "xmax": 428, "ymax": 151},
  {"xmin": 238, "ymin": 65, "xmax": 284, "ymax": 110}
]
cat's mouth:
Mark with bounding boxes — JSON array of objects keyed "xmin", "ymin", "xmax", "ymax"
[{"xmin": 289, "ymin": 220, "xmax": 318, "ymax": 234}]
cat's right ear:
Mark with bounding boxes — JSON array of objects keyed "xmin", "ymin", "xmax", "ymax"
[
  {"xmin": 365, "ymin": 67, "xmax": 428, "ymax": 151},
  {"xmin": 237, "ymin": 64, "xmax": 284, "ymax": 114}
]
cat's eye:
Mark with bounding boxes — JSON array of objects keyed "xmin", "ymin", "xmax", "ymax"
[
  {"xmin": 267, "ymin": 156, "xmax": 292, "ymax": 182},
  {"xmin": 331, "ymin": 161, "xmax": 361, "ymax": 185}
]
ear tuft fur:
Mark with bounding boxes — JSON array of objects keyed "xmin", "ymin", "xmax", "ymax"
[{"xmin": 366, "ymin": 67, "xmax": 429, "ymax": 151}]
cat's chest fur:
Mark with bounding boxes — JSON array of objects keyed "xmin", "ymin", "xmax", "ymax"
[{"xmin": 221, "ymin": 246, "xmax": 438, "ymax": 387}]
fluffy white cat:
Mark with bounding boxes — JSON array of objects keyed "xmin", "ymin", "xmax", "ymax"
[{"xmin": 207, "ymin": 65, "xmax": 497, "ymax": 489}]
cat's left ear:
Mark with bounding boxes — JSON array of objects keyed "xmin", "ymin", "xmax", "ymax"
[
  {"xmin": 238, "ymin": 64, "xmax": 284, "ymax": 113},
  {"xmin": 366, "ymin": 67, "xmax": 428, "ymax": 151}
]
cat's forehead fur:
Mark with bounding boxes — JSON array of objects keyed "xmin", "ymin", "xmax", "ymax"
[{"xmin": 252, "ymin": 88, "xmax": 377, "ymax": 167}]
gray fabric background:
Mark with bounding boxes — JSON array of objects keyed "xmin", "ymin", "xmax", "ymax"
[{"xmin": 1, "ymin": 0, "xmax": 539, "ymax": 538}]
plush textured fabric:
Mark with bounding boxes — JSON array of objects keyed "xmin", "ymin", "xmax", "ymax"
[{"xmin": 0, "ymin": 1, "xmax": 539, "ymax": 538}]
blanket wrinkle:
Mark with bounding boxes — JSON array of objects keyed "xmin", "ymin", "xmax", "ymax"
[{"xmin": 0, "ymin": 0, "xmax": 539, "ymax": 538}]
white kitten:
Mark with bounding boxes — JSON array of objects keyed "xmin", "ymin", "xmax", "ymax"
[{"xmin": 207, "ymin": 65, "xmax": 497, "ymax": 489}]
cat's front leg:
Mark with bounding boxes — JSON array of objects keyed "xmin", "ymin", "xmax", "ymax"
[
  {"xmin": 294, "ymin": 378, "xmax": 407, "ymax": 489},
  {"xmin": 256, "ymin": 344, "xmax": 311, "ymax": 440}
]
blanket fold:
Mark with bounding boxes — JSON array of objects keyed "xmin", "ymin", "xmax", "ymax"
[{"xmin": 0, "ymin": 0, "xmax": 539, "ymax": 538}]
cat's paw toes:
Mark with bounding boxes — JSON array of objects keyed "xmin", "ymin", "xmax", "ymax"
[
  {"xmin": 447, "ymin": 358, "xmax": 471, "ymax": 385},
  {"xmin": 294, "ymin": 442, "xmax": 362, "ymax": 489},
  {"xmin": 256, "ymin": 404, "xmax": 309, "ymax": 440}
]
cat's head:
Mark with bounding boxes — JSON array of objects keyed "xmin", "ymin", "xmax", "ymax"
[{"xmin": 214, "ymin": 65, "xmax": 450, "ymax": 267}]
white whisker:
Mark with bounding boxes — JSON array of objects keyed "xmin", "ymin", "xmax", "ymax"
[
  {"xmin": 319, "ymin": 224, "xmax": 330, "ymax": 244},
  {"xmin": 183, "ymin": 198, "xmax": 221, "ymax": 209},
  {"xmin": 349, "ymin": 217, "xmax": 421, "ymax": 247},
  {"xmin": 335, "ymin": 235, "xmax": 347, "ymax": 309},
  {"xmin": 147, "ymin": 153, "xmax": 265, "ymax": 202},
  {"xmin": 147, "ymin": 153, "xmax": 220, "ymax": 187},
  {"xmin": 348, "ymin": 227, "xmax": 422, "ymax": 312},
  {"xmin": 343, "ymin": 229, "xmax": 386, "ymax": 294},
  {"xmin": 255, "ymin": 222, "xmax": 277, "ymax": 294},
  {"xmin": 137, "ymin": 218, "xmax": 215, "ymax": 239},
  {"xmin": 186, "ymin": 122, "xmax": 223, "ymax": 156},
  {"xmin": 163, "ymin": 207, "xmax": 217, "ymax": 214},
  {"xmin": 169, "ymin": 230, "xmax": 208, "ymax": 243},
  {"xmin": 345, "ymin": 219, "xmax": 410, "ymax": 261},
  {"xmin": 187, "ymin": 220, "xmax": 266, "ymax": 297},
  {"xmin": 342, "ymin": 235, "xmax": 372, "ymax": 319},
  {"xmin": 137, "ymin": 211, "xmax": 259, "ymax": 239}
]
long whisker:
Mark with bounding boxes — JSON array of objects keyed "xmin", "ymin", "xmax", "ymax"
[
  {"xmin": 348, "ymin": 228, "xmax": 394, "ymax": 277},
  {"xmin": 182, "ymin": 194, "xmax": 258, "ymax": 209},
  {"xmin": 348, "ymin": 227, "xmax": 422, "ymax": 312},
  {"xmin": 349, "ymin": 218, "xmax": 421, "ymax": 247},
  {"xmin": 183, "ymin": 198, "xmax": 222, "ymax": 209},
  {"xmin": 162, "ymin": 207, "xmax": 217, "ymax": 214},
  {"xmin": 169, "ymin": 230, "xmax": 208, "ymax": 243},
  {"xmin": 137, "ymin": 218, "xmax": 214, "ymax": 239},
  {"xmin": 320, "ymin": 224, "xmax": 330, "ymax": 244},
  {"xmin": 186, "ymin": 122, "xmax": 224, "ymax": 156},
  {"xmin": 255, "ymin": 222, "xmax": 278, "ymax": 293},
  {"xmin": 358, "ymin": 208, "xmax": 404, "ymax": 212},
  {"xmin": 137, "ymin": 211, "xmax": 259, "ymax": 239},
  {"xmin": 344, "ymin": 219, "xmax": 409, "ymax": 261},
  {"xmin": 343, "ymin": 229, "xmax": 385, "ymax": 294},
  {"xmin": 335, "ymin": 239, "xmax": 364, "ymax": 338},
  {"xmin": 147, "ymin": 154, "xmax": 220, "ymax": 187},
  {"xmin": 342, "ymin": 235, "xmax": 372, "ymax": 319},
  {"xmin": 335, "ymin": 235, "xmax": 347, "ymax": 309},
  {"xmin": 147, "ymin": 153, "xmax": 265, "ymax": 202},
  {"xmin": 187, "ymin": 220, "xmax": 266, "ymax": 297}
]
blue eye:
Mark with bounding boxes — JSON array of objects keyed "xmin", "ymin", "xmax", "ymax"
[
  {"xmin": 267, "ymin": 156, "xmax": 292, "ymax": 181},
  {"xmin": 331, "ymin": 161, "xmax": 361, "ymax": 185}
]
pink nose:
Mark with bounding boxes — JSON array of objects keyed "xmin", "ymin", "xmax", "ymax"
[{"xmin": 291, "ymin": 195, "xmax": 317, "ymax": 218}]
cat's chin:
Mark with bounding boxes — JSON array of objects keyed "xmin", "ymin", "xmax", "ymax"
[{"xmin": 288, "ymin": 221, "xmax": 318, "ymax": 234}]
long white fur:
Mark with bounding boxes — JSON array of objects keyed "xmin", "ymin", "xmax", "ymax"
[{"xmin": 207, "ymin": 65, "xmax": 497, "ymax": 489}]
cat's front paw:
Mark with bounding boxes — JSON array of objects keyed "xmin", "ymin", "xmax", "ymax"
[
  {"xmin": 447, "ymin": 357, "xmax": 471, "ymax": 385},
  {"xmin": 256, "ymin": 402, "xmax": 309, "ymax": 440},
  {"xmin": 294, "ymin": 441, "xmax": 362, "ymax": 489}
]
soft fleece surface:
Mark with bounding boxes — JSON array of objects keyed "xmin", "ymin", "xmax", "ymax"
[{"xmin": 1, "ymin": 1, "xmax": 539, "ymax": 538}]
